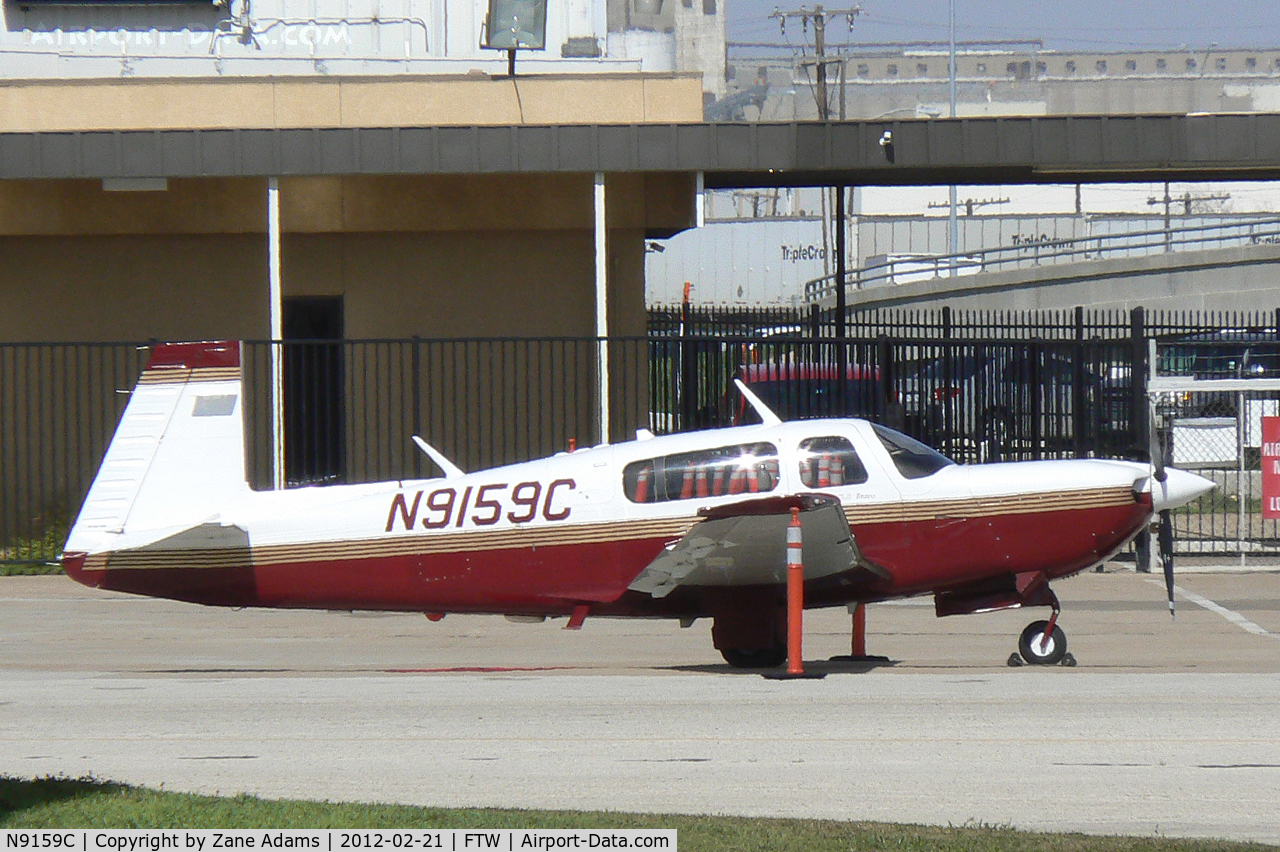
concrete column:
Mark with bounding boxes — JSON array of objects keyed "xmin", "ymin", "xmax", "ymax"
[
  {"xmin": 268, "ymin": 176, "xmax": 285, "ymax": 490},
  {"xmin": 595, "ymin": 171, "xmax": 609, "ymax": 445}
]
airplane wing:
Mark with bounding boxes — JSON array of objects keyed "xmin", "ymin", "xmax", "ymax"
[{"xmin": 628, "ymin": 494, "xmax": 886, "ymax": 598}]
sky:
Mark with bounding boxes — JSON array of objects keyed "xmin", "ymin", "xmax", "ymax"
[{"xmin": 728, "ymin": 0, "xmax": 1280, "ymax": 51}]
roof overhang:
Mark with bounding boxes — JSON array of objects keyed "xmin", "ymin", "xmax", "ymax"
[{"xmin": 4, "ymin": 114, "xmax": 1280, "ymax": 186}]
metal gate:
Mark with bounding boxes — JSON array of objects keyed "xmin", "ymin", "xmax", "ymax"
[{"xmin": 1150, "ymin": 339, "xmax": 1280, "ymax": 568}]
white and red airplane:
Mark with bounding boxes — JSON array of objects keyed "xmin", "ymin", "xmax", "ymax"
[{"xmin": 63, "ymin": 341, "xmax": 1214, "ymax": 667}]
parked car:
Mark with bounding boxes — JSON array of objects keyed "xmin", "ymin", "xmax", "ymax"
[
  {"xmin": 728, "ymin": 361, "xmax": 889, "ymax": 425},
  {"xmin": 1156, "ymin": 330, "xmax": 1280, "ymax": 418},
  {"xmin": 912, "ymin": 349, "xmax": 1102, "ymax": 460}
]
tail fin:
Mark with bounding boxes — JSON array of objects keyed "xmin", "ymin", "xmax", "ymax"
[{"xmin": 65, "ymin": 341, "xmax": 251, "ymax": 557}]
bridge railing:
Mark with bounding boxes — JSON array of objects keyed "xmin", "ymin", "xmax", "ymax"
[{"xmin": 804, "ymin": 216, "xmax": 1280, "ymax": 302}]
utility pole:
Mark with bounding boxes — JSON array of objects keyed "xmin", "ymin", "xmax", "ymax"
[
  {"xmin": 770, "ymin": 5, "xmax": 860, "ymax": 367},
  {"xmin": 770, "ymin": 5, "xmax": 861, "ymax": 119},
  {"xmin": 928, "ymin": 196, "xmax": 1010, "ymax": 217},
  {"xmin": 1147, "ymin": 183, "xmax": 1232, "ymax": 252},
  {"xmin": 947, "ymin": 0, "xmax": 958, "ymax": 276}
]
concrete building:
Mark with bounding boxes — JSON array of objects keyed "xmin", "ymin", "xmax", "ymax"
[
  {"xmin": 724, "ymin": 45, "xmax": 1280, "ymax": 120},
  {"xmin": 0, "ymin": 0, "xmax": 719, "ymax": 538},
  {"xmin": 1, "ymin": 0, "xmax": 726, "ymax": 96}
]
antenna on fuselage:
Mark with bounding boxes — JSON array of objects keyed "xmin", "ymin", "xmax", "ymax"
[
  {"xmin": 411, "ymin": 435, "xmax": 466, "ymax": 479},
  {"xmin": 734, "ymin": 378, "xmax": 783, "ymax": 426}
]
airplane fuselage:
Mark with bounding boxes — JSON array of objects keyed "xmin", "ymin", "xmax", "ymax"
[{"xmin": 64, "ymin": 418, "xmax": 1153, "ymax": 617}]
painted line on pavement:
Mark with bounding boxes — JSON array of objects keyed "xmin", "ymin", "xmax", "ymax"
[{"xmin": 1147, "ymin": 579, "xmax": 1278, "ymax": 639}]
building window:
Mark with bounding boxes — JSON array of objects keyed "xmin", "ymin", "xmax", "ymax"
[
  {"xmin": 1096, "ymin": 59, "xmax": 1108, "ymax": 73},
  {"xmin": 1215, "ymin": 56, "xmax": 1227, "ymax": 71},
  {"xmin": 1125, "ymin": 59, "xmax": 1137, "ymax": 71},
  {"xmin": 975, "ymin": 62, "xmax": 986, "ymax": 73},
  {"xmin": 1156, "ymin": 57, "xmax": 1167, "ymax": 70},
  {"xmin": 916, "ymin": 62, "xmax": 928, "ymax": 75},
  {"xmin": 1246, "ymin": 57, "xmax": 1258, "ymax": 70},
  {"xmin": 1035, "ymin": 61, "xmax": 1046, "ymax": 74},
  {"xmin": 886, "ymin": 63, "xmax": 898, "ymax": 76},
  {"xmin": 1187, "ymin": 57, "xmax": 1198, "ymax": 71},
  {"xmin": 702, "ymin": 0, "xmax": 715, "ymax": 14},
  {"xmin": 1065, "ymin": 60, "xmax": 1076, "ymax": 73},
  {"xmin": 1006, "ymin": 61, "xmax": 1018, "ymax": 76},
  {"xmin": 857, "ymin": 63, "xmax": 869, "ymax": 77}
]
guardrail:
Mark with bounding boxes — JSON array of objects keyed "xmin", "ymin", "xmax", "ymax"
[{"xmin": 804, "ymin": 216, "xmax": 1280, "ymax": 302}]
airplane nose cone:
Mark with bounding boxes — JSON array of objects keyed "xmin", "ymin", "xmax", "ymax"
[{"xmin": 1150, "ymin": 468, "xmax": 1216, "ymax": 513}]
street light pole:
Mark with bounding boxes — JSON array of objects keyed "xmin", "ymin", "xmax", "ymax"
[{"xmin": 947, "ymin": 0, "xmax": 958, "ymax": 276}]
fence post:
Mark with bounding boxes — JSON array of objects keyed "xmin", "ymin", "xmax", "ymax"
[
  {"xmin": 1029, "ymin": 338, "xmax": 1042, "ymax": 460},
  {"xmin": 679, "ymin": 298, "xmax": 696, "ymax": 430},
  {"xmin": 1073, "ymin": 306, "xmax": 1086, "ymax": 459},
  {"xmin": 877, "ymin": 334, "xmax": 903, "ymax": 430},
  {"xmin": 411, "ymin": 335, "xmax": 422, "ymax": 479},
  {"xmin": 1130, "ymin": 305, "xmax": 1147, "ymax": 462}
]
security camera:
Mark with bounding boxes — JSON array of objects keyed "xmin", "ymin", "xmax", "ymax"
[{"xmin": 879, "ymin": 130, "xmax": 893, "ymax": 147}]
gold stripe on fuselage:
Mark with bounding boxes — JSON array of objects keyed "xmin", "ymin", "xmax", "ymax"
[{"xmin": 83, "ymin": 485, "xmax": 1138, "ymax": 571}]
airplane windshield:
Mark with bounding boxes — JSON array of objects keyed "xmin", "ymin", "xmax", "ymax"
[
  {"xmin": 624, "ymin": 442, "xmax": 780, "ymax": 503},
  {"xmin": 871, "ymin": 424, "xmax": 954, "ymax": 480}
]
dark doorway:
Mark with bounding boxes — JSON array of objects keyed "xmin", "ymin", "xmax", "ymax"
[{"xmin": 283, "ymin": 296, "xmax": 345, "ymax": 485}]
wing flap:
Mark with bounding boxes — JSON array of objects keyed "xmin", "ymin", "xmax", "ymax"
[{"xmin": 629, "ymin": 494, "xmax": 877, "ymax": 598}]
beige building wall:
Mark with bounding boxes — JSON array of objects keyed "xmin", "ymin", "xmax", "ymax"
[
  {"xmin": 0, "ymin": 172, "xmax": 686, "ymax": 341},
  {"xmin": 0, "ymin": 73, "xmax": 703, "ymax": 132},
  {"xmin": 0, "ymin": 73, "xmax": 699, "ymax": 544}
]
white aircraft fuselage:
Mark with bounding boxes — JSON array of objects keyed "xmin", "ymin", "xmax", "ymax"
[{"xmin": 62, "ymin": 341, "xmax": 1214, "ymax": 665}]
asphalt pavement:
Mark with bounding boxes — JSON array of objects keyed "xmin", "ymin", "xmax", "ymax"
[{"xmin": 2, "ymin": 570, "xmax": 1278, "ymax": 844}]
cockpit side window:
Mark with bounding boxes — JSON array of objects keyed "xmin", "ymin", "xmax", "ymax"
[
  {"xmin": 624, "ymin": 442, "xmax": 780, "ymax": 503},
  {"xmin": 798, "ymin": 436, "xmax": 869, "ymax": 488},
  {"xmin": 871, "ymin": 424, "xmax": 954, "ymax": 479}
]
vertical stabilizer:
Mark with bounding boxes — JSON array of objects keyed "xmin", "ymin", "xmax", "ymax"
[{"xmin": 65, "ymin": 341, "xmax": 250, "ymax": 557}]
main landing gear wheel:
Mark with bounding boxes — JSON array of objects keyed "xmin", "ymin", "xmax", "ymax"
[
  {"xmin": 720, "ymin": 644, "xmax": 787, "ymax": 669},
  {"xmin": 1018, "ymin": 619, "xmax": 1067, "ymax": 666}
]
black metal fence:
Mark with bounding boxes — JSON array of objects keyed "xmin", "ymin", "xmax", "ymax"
[{"xmin": 5, "ymin": 306, "xmax": 1280, "ymax": 564}]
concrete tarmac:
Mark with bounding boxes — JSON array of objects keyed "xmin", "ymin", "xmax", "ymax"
[{"xmin": 3, "ymin": 570, "xmax": 1279, "ymax": 844}]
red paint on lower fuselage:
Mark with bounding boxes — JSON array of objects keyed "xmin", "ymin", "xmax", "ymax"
[{"xmin": 64, "ymin": 499, "xmax": 1151, "ymax": 615}]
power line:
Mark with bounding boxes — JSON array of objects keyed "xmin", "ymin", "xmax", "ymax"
[{"xmin": 769, "ymin": 5, "xmax": 862, "ymax": 119}]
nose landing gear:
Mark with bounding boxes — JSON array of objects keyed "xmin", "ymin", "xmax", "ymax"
[{"xmin": 1009, "ymin": 592, "xmax": 1078, "ymax": 667}]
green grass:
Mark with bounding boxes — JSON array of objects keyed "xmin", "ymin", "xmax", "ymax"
[
  {"xmin": 1, "ymin": 777, "xmax": 1273, "ymax": 851},
  {"xmin": 1175, "ymin": 491, "xmax": 1262, "ymax": 516},
  {"xmin": 0, "ymin": 560, "xmax": 63, "ymax": 576},
  {"xmin": 1, "ymin": 499, "xmax": 69, "ymax": 573}
]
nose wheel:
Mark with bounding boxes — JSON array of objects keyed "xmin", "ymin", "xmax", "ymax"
[
  {"xmin": 1009, "ymin": 593, "xmax": 1077, "ymax": 667},
  {"xmin": 1017, "ymin": 619, "xmax": 1067, "ymax": 665}
]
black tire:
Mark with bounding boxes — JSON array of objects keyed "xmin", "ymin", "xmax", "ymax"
[
  {"xmin": 1018, "ymin": 620, "xmax": 1067, "ymax": 666},
  {"xmin": 720, "ymin": 644, "xmax": 787, "ymax": 669}
]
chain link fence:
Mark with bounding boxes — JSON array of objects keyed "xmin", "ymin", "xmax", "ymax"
[{"xmin": 1151, "ymin": 344, "xmax": 1280, "ymax": 568}]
